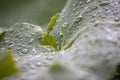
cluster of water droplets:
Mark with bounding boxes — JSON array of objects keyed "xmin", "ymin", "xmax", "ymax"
[{"xmin": 3, "ymin": 0, "xmax": 120, "ymax": 80}]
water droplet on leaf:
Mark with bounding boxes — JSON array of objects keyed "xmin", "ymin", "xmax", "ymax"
[
  {"xmin": 62, "ymin": 22, "xmax": 69, "ymax": 28},
  {"xmin": 22, "ymin": 49, "xmax": 28, "ymax": 54},
  {"xmin": 74, "ymin": 15, "xmax": 83, "ymax": 23}
]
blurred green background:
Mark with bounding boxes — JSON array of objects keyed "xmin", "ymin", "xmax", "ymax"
[{"xmin": 0, "ymin": 0, "xmax": 66, "ymax": 28}]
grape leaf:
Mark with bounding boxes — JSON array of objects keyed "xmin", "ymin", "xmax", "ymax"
[{"xmin": 0, "ymin": 0, "xmax": 120, "ymax": 80}]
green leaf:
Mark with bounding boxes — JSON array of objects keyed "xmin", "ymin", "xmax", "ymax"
[
  {"xmin": 49, "ymin": 62, "xmax": 66, "ymax": 73},
  {"xmin": 0, "ymin": 28, "xmax": 5, "ymax": 37},
  {"xmin": 0, "ymin": 49, "xmax": 20, "ymax": 79},
  {"xmin": 41, "ymin": 32, "xmax": 59, "ymax": 50},
  {"xmin": 47, "ymin": 13, "xmax": 60, "ymax": 34},
  {"xmin": 0, "ymin": 0, "xmax": 120, "ymax": 80}
]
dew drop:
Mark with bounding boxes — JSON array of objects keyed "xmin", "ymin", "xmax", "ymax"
[
  {"xmin": 47, "ymin": 56, "xmax": 53, "ymax": 60},
  {"xmin": 86, "ymin": 0, "xmax": 91, "ymax": 3},
  {"xmin": 34, "ymin": 25, "xmax": 43, "ymax": 35},
  {"xmin": 62, "ymin": 22, "xmax": 69, "ymax": 28},
  {"xmin": 4, "ymin": 37, "xmax": 7, "ymax": 40},
  {"xmin": 32, "ymin": 48, "xmax": 37, "ymax": 54},
  {"xmin": 74, "ymin": 15, "xmax": 83, "ymax": 23},
  {"xmin": 30, "ymin": 65, "xmax": 35, "ymax": 69},
  {"xmin": 113, "ymin": 11, "xmax": 119, "ymax": 16},
  {"xmin": 100, "ymin": 2, "xmax": 110, "ymax": 6},
  {"xmin": 14, "ymin": 58, "xmax": 18, "ymax": 62},
  {"xmin": 1, "ymin": 48, "xmax": 5, "ymax": 51},
  {"xmin": 93, "ymin": 22, "xmax": 100, "ymax": 27},
  {"xmin": 79, "ymin": 1, "xmax": 82, "ymax": 4},
  {"xmin": 51, "ymin": 52, "xmax": 56, "ymax": 55},
  {"xmin": 114, "ymin": 17, "xmax": 120, "ymax": 22},
  {"xmin": 29, "ymin": 39, "xmax": 34, "ymax": 43},
  {"xmin": 9, "ymin": 44, "xmax": 14, "ymax": 48},
  {"xmin": 9, "ymin": 28, "xmax": 14, "ymax": 32},
  {"xmin": 90, "ymin": 6, "xmax": 98, "ymax": 10},
  {"xmin": 18, "ymin": 44, "xmax": 22, "ymax": 46},
  {"xmin": 73, "ymin": 3, "xmax": 76, "ymax": 7},
  {"xmin": 59, "ymin": 31, "xmax": 63, "ymax": 36},
  {"xmin": 114, "ymin": 2, "xmax": 119, "ymax": 5},
  {"xmin": 36, "ymin": 62, "xmax": 42, "ymax": 67},
  {"xmin": 22, "ymin": 49, "xmax": 28, "ymax": 54},
  {"xmin": 5, "ymin": 40, "xmax": 9, "ymax": 43}
]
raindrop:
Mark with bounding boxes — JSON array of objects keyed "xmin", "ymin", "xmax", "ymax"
[
  {"xmin": 22, "ymin": 49, "xmax": 28, "ymax": 54},
  {"xmin": 5, "ymin": 40, "xmax": 9, "ymax": 43},
  {"xmin": 59, "ymin": 31, "xmax": 63, "ymax": 36},
  {"xmin": 18, "ymin": 43, "xmax": 22, "ymax": 46},
  {"xmin": 29, "ymin": 38, "xmax": 34, "ymax": 43},
  {"xmin": 4, "ymin": 37, "xmax": 7, "ymax": 40},
  {"xmin": 93, "ymin": 22, "xmax": 100, "ymax": 27},
  {"xmin": 9, "ymin": 44, "xmax": 14, "ymax": 48},
  {"xmin": 79, "ymin": 1, "xmax": 82, "ymax": 4},
  {"xmin": 51, "ymin": 52, "xmax": 56, "ymax": 55},
  {"xmin": 32, "ymin": 48, "xmax": 36, "ymax": 52},
  {"xmin": 32, "ymin": 48, "xmax": 37, "ymax": 54},
  {"xmin": 74, "ymin": 15, "xmax": 83, "ymax": 23},
  {"xmin": 114, "ymin": 2, "xmax": 119, "ymax": 5},
  {"xmin": 36, "ymin": 62, "xmax": 42, "ymax": 67},
  {"xmin": 1, "ymin": 48, "xmax": 5, "ymax": 51},
  {"xmin": 46, "ymin": 55, "xmax": 54, "ymax": 60},
  {"xmin": 14, "ymin": 58, "xmax": 18, "ymax": 62},
  {"xmin": 90, "ymin": 6, "xmax": 98, "ymax": 10},
  {"xmin": 86, "ymin": 0, "xmax": 91, "ymax": 3},
  {"xmin": 113, "ymin": 11, "xmax": 119, "ymax": 16},
  {"xmin": 100, "ymin": 2, "xmax": 110, "ymax": 6},
  {"xmin": 34, "ymin": 26, "xmax": 43, "ymax": 35},
  {"xmin": 62, "ymin": 22, "xmax": 69, "ymax": 28},
  {"xmin": 90, "ymin": 19, "xmax": 95, "ymax": 22},
  {"xmin": 114, "ymin": 17, "xmax": 120, "ymax": 22},
  {"xmin": 73, "ymin": 3, "xmax": 76, "ymax": 7},
  {"xmin": 9, "ymin": 28, "xmax": 14, "ymax": 32},
  {"xmin": 22, "ymin": 44, "xmax": 26, "ymax": 47},
  {"xmin": 30, "ymin": 65, "xmax": 35, "ymax": 69}
]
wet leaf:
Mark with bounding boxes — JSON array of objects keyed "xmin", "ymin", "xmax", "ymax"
[{"xmin": 0, "ymin": 0, "xmax": 120, "ymax": 80}]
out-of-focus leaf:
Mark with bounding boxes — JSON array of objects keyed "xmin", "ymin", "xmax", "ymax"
[
  {"xmin": 0, "ymin": 50, "xmax": 20, "ymax": 80},
  {"xmin": 0, "ymin": 28, "xmax": 5, "ymax": 37},
  {"xmin": 49, "ymin": 62, "xmax": 66, "ymax": 73}
]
